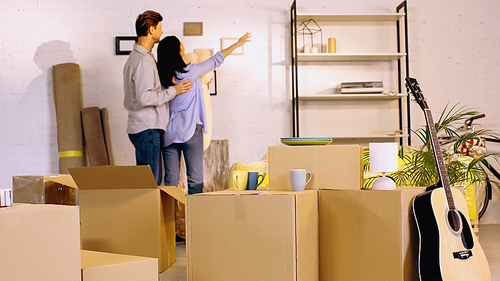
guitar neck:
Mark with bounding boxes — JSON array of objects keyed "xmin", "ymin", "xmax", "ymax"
[{"xmin": 424, "ymin": 109, "xmax": 456, "ymax": 211}]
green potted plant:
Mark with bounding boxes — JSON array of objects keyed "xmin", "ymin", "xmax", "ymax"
[{"xmin": 364, "ymin": 103, "xmax": 500, "ymax": 217}]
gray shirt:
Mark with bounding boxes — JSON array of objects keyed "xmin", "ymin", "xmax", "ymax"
[{"xmin": 123, "ymin": 44, "xmax": 176, "ymax": 134}]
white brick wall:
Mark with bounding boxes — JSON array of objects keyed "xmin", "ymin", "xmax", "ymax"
[{"xmin": 2, "ymin": 0, "xmax": 500, "ymax": 222}]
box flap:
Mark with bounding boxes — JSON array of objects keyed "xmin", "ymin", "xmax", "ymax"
[
  {"xmin": 81, "ymin": 250, "xmax": 158, "ymax": 281},
  {"xmin": 159, "ymin": 186, "xmax": 186, "ymax": 205},
  {"xmin": 43, "ymin": 175, "xmax": 78, "ymax": 189},
  {"xmin": 81, "ymin": 250, "xmax": 157, "ymax": 269},
  {"xmin": 194, "ymin": 190, "xmax": 267, "ymax": 196},
  {"xmin": 68, "ymin": 166, "xmax": 158, "ymax": 190}
]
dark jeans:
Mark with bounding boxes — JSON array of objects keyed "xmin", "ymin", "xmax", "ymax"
[
  {"xmin": 163, "ymin": 124, "xmax": 204, "ymax": 194},
  {"xmin": 128, "ymin": 129, "xmax": 163, "ymax": 185}
]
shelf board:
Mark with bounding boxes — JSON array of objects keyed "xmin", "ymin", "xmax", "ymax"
[
  {"xmin": 298, "ymin": 93, "xmax": 407, "ymax": 100},
  {"xmin": 297, "ymin": 13, "xmax": 405, "ymax": 22},
  {"xmin": 298, "ymin": 53, "xmax": 406, "ymax": 62},
  {"xmin": 330, "ymin": 134, "xmax": 407, "ymax": 139}
]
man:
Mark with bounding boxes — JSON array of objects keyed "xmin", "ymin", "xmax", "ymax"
[{"xmin": 123, "ymin": 10, "xmax": 192, "ymax": 185}]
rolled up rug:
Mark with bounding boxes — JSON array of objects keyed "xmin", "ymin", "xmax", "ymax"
[
  {"xmin": 81, "ymin": 107, "xmax": 109, "ymax": 166},
  {"xmin": 52, "ymin": 63, "xmax": 84, "ymax": 173},
  {"xmin": 100, "ymin": 108, "xmax": 114, "ymax": 165}
]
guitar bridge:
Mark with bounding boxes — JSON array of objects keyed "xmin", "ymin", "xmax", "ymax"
[{"xmin": 453, "ymin": 250, "xmax": 473, "ymax": 260}]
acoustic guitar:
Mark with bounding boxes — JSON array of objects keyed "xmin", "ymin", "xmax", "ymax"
[{"xmin": 406, "ymin": 77, "xmax": 491, "ymax": 281}]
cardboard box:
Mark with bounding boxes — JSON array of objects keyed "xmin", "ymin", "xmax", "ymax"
[
  {"xmin": 0, "ymin": 204, "xmax": 81, "ymax": 281},
  {"xmin": 319, "ymin": 188, "xmax": 422, "ymax": 281},
  {"xmin": 186, "ymin": 190, "xmax": 319, "ymax": 281},
  {"xmin": 81, "ymin": 250, "xmax": 158, "ymax": 281},
  {"xmin": 268, "ymin": 145, "xmax": 363, "ymax": 191},
  {"xmin": 12, "ymin": 175, "xmax": 78, "ymax": 205},
  {"xmin": 49, "ymin": 165, "xmax": 185, "ymax": 272}
]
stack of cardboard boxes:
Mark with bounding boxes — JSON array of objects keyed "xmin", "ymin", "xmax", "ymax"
[
  {"xmin": 7, "ymin": 144, "xmax": 425, "ymax": 280},
  {"xmin": 9, "ymin": 165, "xmax": 185, "ymax": 280},
  {"xmin": 187, "ymin": 145, "xmax": 421, "ymax": 281}
]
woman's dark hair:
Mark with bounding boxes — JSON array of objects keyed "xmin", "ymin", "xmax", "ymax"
[
  {"xmin": 135, "ymin": 11, "xmax": 163, "ymax": 37},
  {"xmin": 157, "ymin": 36, "xmax": 188, "ymax": 88}
]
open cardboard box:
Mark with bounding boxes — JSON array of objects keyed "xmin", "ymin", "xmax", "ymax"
[{"xmin": 49, "ymin": 165, "xmax": 185, "ymax": 272}]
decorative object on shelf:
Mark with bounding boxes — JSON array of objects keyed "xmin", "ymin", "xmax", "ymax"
[
  {"xmin": 339, "ymin": 81, "xmax": 384, "ymax": 94},
  {"xmin": 221, "ymin": 38, "xmax": 244, "ymax": 55},
  {"xmin": 183, "ymin": 22, "xmax": 203, "ymax": 36},
  {"xmin": 296, "ymin": 18, "xmax": 323, "ymax": 53},
  {"xmin": 311, "ymin": 46, "xmax": 318, "ymax": 53},
  {"xmin": 369, "ymin": 142, "xmax": 398, "ymax": 190},
  {"xmin": 280, "ymin": 137, "xmax": 332, "ymax": 146},
  {"xmin": 328, "ymin": 38, "xmax": 337, "ymax": 53},
  {"xmin": 115, "ymin": 36, "xmax": 138, "ymax": 55},
  {"xmin": 303, "ymin": 44, "xmax": 311, "ymax": 53}
]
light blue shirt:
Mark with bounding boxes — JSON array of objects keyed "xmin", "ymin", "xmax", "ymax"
[{"xmin": 164, "ymin": 51, "xmax": 225, "ymax": 146}]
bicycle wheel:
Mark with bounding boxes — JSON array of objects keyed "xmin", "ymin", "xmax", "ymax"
[
  {"xmin": 477, "ymin": 173, "xmax": 492, "ymax": 220},
  {"xmin": 478, "ymin": 160, "xmax": 499, "ymax": 219}
]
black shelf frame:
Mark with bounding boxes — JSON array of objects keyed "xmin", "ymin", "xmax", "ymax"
[{"xmin": 290, "ymin": 0, "xmax": 411, "ymax": 145}]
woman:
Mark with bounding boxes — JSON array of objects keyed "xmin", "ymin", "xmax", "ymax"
[{"xmin": 157, "ymin": 32, "xmax": 251, "ymax": 194}]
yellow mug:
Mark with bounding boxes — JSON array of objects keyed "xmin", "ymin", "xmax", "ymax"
[{"xmin": 232, "ymin": 171, "xmax": 248, "ymax": 191}]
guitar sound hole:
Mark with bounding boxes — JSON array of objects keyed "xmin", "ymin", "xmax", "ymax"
[{"xmin": 448, "ymin": 210, "xmax": 461, "ymax": 232}]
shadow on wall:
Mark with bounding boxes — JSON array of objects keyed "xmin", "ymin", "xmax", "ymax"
[{"xmin": 21, "ymin": 40, "xmax": 77, "ymax": 174}]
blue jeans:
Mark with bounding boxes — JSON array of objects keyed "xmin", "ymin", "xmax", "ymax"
[
  {"xmin": 163, "ymin": 124, "xmax": 204, "ymax": 194},
  {"xmin": 128, "ymin": 129, "xmax": 163, "ymax": 185}
]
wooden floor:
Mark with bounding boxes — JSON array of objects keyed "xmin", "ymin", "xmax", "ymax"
[
  {"xmin": 160, "ymin": 224, "xmax": 500, "ymax": 280},
  {"xmin": 481, "ymin": 224, "xmax": 500, "ymax": 280}
]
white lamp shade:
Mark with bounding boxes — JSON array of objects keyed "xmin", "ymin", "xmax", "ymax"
[{"xmin": 369, "ymin": 142, "xmax": 399, "ymax": 173}]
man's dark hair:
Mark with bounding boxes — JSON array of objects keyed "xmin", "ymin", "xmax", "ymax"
[{"xmin": 135, "ymin": 11, "xmax": 163, "ymax": 37}]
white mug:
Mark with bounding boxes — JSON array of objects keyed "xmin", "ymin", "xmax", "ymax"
[{"xmin": 289, "ymin": 169, "xmax": 312, "ymax": 191}]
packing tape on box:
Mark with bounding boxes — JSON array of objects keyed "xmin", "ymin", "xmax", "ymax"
[
  {"xmin": 0, "ymin": 189, "xmax": 12, "ymax": 207},
  {"xmin": 232, "ymin": 194, "xmax": 246, "ymax": 221},
  {"xmin": 59, "ymin": 150, "xmax": 83, "ymax": 158}
]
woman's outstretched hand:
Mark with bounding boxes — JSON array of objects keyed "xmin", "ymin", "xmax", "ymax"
[
  {"xmin": 235, "ymin": 32, "xmax": 252, "ymax": 47},
  {"xmin": 221, "ymin": 32, "xmax": 252, "ymax": 57}
]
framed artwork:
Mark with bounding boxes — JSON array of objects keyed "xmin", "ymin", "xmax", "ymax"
[
  {"xmin": 184, "ymin": 22, "xmax": 203, "ymax": 36},
  {"xmin": 221, "ymin": 38, "xmax": 244, "ymax": 55},
  {"xmin": 209, "ymin": 71, "xmax": 217, "ymax": 96},
  {"xmin": 115, "ymin": 36, "xmax": 138, "ymax": 55},
  {"xmin": 194, "ymin": 48, "xmax": 214, "ymax": 56}
]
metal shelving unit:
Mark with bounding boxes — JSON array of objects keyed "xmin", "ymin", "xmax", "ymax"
[{"xmin": 290, "ymin": 0, "xmax": 411, "ymax": 145}]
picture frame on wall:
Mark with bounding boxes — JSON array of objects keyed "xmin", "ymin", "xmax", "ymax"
[
  {"xmin": 209, "ymin": 71, "xmax": 217, "ymax": 96},
  {"xmin": 115, "ymin": 36, "xmax": 138, "ymax": 55},
  {"xmin": 221, "ymin": 38, "xmax": 244, "ymax": 55},
  {"xmin": 184, "ymin": 22, "xmax": 203, "ymax": 36}
]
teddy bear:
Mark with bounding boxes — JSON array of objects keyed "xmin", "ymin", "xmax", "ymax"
[{"xmin": 182, "ymin": 49, "xmax": 214, "ymax": 151}]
